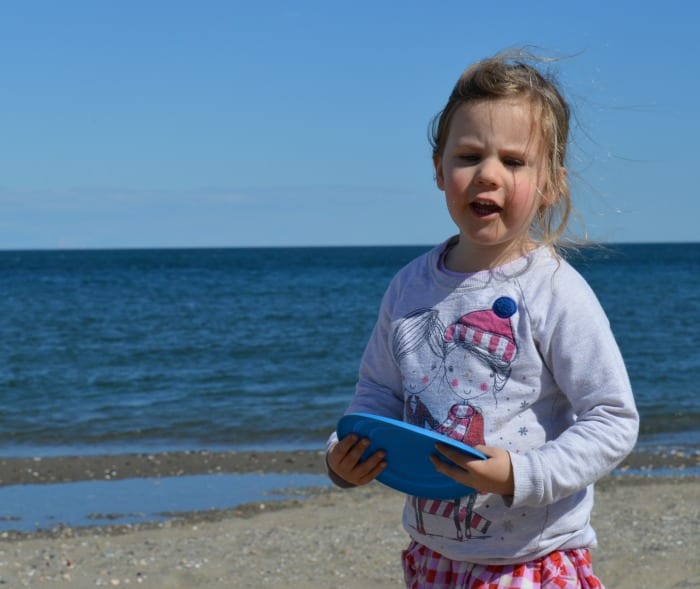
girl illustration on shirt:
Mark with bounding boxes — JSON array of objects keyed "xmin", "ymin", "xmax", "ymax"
[{"xmin": 393, "ymin": 298, "xmax": 517, "ymax": 540}]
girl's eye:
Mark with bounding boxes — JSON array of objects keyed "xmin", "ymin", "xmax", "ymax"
[
  {"xmin": 458, "ymin": 154, "xmax": 480, "ymax": 164},
  {"xmin": 504, "ymin": 158, "xmax": 525, "ymax": 168}
]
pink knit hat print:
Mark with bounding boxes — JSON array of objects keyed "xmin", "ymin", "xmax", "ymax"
[{"xmin": 444, "ymin": 297, "xmax": 518, "ymax": 364}]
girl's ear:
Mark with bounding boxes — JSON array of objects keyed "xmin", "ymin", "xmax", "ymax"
[{"xmin": 433, "ymin": 155, "xmax": 445, "ymax": 190}]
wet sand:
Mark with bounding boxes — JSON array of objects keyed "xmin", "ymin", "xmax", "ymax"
[
  {"xmin": 0, "ymin": 450, "xmax": 698, "ymax": 588},
  {"xmin": 0, "ymin": 450, "xmax": 327, "ymax": 486},
  {"xmin": 1, "ymin": 447, "xmax": 696, "ymax": 486}
]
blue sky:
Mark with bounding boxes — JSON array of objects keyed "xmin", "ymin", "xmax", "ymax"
[{"xmin": 1, "ymin": 0, "xmax": 698, "ymax": 249}]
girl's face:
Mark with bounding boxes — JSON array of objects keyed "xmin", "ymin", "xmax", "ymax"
[{"xmin": 434, "ymin": 98, "xmax": 554, "ymax": 272}]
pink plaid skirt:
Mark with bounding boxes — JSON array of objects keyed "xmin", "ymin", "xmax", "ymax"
[{"xmin": 402, "ymin": 541, "xmax": 605, "ymax": 589}]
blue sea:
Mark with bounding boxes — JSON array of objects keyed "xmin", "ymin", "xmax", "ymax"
[{"xmin": 1, "ymin": 243, "xmax": 699, "ymax": 458}]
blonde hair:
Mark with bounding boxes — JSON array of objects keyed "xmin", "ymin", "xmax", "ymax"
[{"xmin": 430, "ymin": 51, "xmax": 574, "ymax": 251}]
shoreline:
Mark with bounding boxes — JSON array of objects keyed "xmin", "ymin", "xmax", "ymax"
[
  {"xmin": 0, "ymin": 448, "xmax": 697, "ymax": 541},
  {"xmin": 0, "ymin": 450, "xmax": 698, "ymax": 587},
  {"xmin": 0, "ymin": 447, "xmax": 698, "ymax": 487},
  {"xmin": 0, "ymin": 476, "xmax": 698, "ymax": 588}
]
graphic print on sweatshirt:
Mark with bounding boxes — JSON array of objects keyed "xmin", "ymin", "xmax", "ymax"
[{"xmin": 392, "ymin": 296, "xmax": 518, "ymax": 541}]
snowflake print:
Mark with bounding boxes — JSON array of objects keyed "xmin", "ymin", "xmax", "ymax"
[
  {"xmin": 518, "ymin": 426, "xmax": 528, "ymax": 436},
  {"xmin": 503, "ymin": 520, "xmax": 514, "ymax": 533},
  {"xmin": 520, "ymin": 400, "xmax": 529, "ymax": 409}
]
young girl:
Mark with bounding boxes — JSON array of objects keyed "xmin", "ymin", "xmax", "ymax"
[{"xmin": 326, "ymin": 52, "xmax": 639, "ymax": 588}]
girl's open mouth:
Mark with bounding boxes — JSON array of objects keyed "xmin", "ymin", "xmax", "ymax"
[{"xmin": 471, "ymin": 201, "xmax": 502, "ymax": 216}]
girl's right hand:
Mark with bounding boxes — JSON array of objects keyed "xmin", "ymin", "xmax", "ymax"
[{"xmin": 327, "ymin": 434, "xmax": 387, "ymax": 486}]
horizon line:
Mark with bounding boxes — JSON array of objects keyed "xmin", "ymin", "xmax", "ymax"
[{"xmin": 1, "ymin": 239, "xmax": 698, "ymax": 254}]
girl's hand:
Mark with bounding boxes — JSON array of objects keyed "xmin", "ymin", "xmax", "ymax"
[
  {"xmin": 327, "ymin": 434, "xmax": 387, "ymax": 486},
  {"xmin": 431, "ymin": 444, "xmax": 515, "ymax": 496}
]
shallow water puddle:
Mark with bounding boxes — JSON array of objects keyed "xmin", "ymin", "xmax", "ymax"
[{"xmin": 0, "ymin": 473, "xmax": 331, "ymax": 533}]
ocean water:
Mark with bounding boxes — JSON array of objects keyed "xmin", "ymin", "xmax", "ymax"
[{"xmin": 1, "ymin": 243, "xmax": 698, "ymax": 458}]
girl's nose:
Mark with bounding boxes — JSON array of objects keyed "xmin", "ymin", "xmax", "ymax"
[{"xmin": 475, "ymin": 159, "xmax": 501, "ymax": 187}]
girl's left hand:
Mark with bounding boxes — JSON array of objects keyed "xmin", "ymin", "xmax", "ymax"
[{"xmin": 430, "ymin": 444, "xmax": 515, "ymax": 496}]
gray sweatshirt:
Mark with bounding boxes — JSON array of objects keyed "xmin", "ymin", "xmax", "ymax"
[{"xmin": 328, "ymin": 239, "xmax": 639, "ymax": 564}]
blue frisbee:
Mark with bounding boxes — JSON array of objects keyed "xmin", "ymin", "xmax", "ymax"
[{"xmin": 337, "ymin": 413, "xmax": 486, "ymax": 499}]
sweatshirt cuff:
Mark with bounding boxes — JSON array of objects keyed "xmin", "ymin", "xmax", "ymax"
[{"xmin": 508, "ymin": 451, "xmax": 543, "ymax": 508}]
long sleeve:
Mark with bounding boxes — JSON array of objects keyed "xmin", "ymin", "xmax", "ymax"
[{"xmin": 509, "ymin": 259, "xmax": 639, "ymax": 508}]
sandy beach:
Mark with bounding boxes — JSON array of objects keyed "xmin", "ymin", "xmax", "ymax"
[{"xmin": 0, "ymin": 451, "xmax": 698, "ymax": 588}]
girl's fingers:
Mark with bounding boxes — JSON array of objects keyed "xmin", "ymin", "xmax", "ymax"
[
  {"xmin": 432, "ymin": 443, "xmax": 514, "ymax": 495},
  {"xmin": 337, "ymin": 433, "xmax": 359, "ymax": 452},
  {"xmin": 356, "ymin": 454, "xmax": 387, "ymax": 485},
  {"xmin": 356, "ymin": 447, "xmax": 386, "ymax": 473},
  {"xmin": 430, "ymin": 454, "xmax": 469, "ymax": 480},
  {"xmin": 332, "ymin": 435, "xmax": 387, "ymax": 485},
  {"xmin": 335, "ymin": 434, "xmax": 367, "ymax": 463},
  {"xmin": 433, "ymin": 443, "xmax": 475, "ymax": 467}
]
